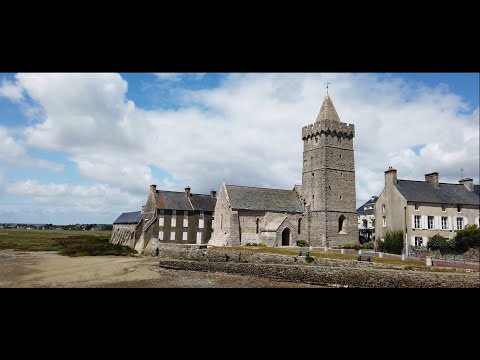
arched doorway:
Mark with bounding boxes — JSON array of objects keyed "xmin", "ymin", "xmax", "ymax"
[{"xmin": 281, "ymin": 228, "xmax": 290, "ymax": 246}]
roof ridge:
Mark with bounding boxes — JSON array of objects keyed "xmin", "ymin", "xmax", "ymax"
[
  {"xmin": 226, "ymin": 184, "xmax": 296, "ymax": 192},
  {"xmin": 156, "ymin": 189, "xmax": 212, "ymax": 197}
]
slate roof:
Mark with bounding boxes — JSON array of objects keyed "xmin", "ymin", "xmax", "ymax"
[
  {"xmin": 396, "ymin": 180, "xmax": 480, "ymax": 205},
  {"xmin": 226, "ymin": 185, "xmax": 304, "ymax": 213},
  {"xmin": 357, "ymin": 196, "xmax": 378, "ymax": 215},
  {"xmin": 113, "ymin": 211, "xmax": 142, "ymax": 224},
  {"xmin": 155, "ymin": 190, "xmax": 216, "ymax": 211}
]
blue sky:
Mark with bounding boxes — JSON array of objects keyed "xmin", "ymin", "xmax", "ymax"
[{"xmin": 0, "ymin": 73, "xmax": 478, "ymax": 224}]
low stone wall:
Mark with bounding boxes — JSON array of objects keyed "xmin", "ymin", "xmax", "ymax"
[
  {"xmin": 158, "ymin": 260, "xmax": 479, "ymax": 288},
  {"xmin": 157, "ymin": 245, "xmax": 404, "ymax": 270},
  {"xmin": 409, "ymin": 248, "xmax": 480, "ymax": 263}
]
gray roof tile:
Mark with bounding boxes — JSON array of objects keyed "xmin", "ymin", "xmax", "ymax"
[
  {"xmin": 226, "ymin": 185, "xmax": 304, "ymax": 213},
  {"xmin": 155, "ymin": 190, "xmax": 216, "ymax": 211},
  {"xmin": 114, "ymin": 211, "xmax": 142, "ymax": 224},
  {"xmin": 396, "ymin": 180, "xmax": 480, "ymax": 205}
]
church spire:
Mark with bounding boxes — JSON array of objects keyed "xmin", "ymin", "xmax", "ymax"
[{"xmin": 315, "ymin": 94, "xmax": 341, "ymax": 122}]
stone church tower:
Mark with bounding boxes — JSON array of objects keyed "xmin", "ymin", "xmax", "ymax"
[{"xmin": 301, "ymin": 94, "xmax": 357, "ymax": 246}]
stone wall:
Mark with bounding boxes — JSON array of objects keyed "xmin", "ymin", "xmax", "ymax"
[
  {"xmin": 158, "ymin": 260, "xmax": 479, "ymax": 288},
  {"xmin": 111, "ymin": 223, "xmax": 141, "ymax": 248}
]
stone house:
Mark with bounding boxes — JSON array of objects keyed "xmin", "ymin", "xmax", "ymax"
[
  {"xmin": 357, "ymin": 196, "xmax": 378, "ymax": 241},
  {"xmin": 134, "ymin": 185, "xmax": 217, "ymax": 255},
  {"xmin": 375, "ymin": 167, "xmax": 480, "ymax": 249},
  {"xmin": 111, "ymin": 211, "xmax": 143, "ymax": 248},
  {"xmin": 209, "ymin": 94, "xmax": 358, "ymax": 247}
]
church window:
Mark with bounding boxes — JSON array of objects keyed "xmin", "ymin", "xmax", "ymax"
[
  {"xmin": 298, "ymin": 218, "xmax": 302, "ymax": 234},
  {"xmin": 256, "ymin": 218, "xmax": 260, "ymax": 234},
  {"xmin": 340, "ymin": 196, "xmax": 342, "ymax": 200},
  {"xmin": 339, "ymin": 215, "xmax": 347, "ymax": 234},
  {"xmin": 340, "ymin": 154, "xmax": 342, "ymax": 159},
  {"xmin": 312, "ymin": 173, "xmax": 314, "ymax": 177}
]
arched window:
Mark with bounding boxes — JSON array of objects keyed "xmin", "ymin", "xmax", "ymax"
[
  {"xmin": 339, "ymin": 215, "xmax": 347, "ymax": 234},
  {"xmin": 256, "ymin": 218, "xmax": 260, "ymax": 234},
  {"xmin": 298, "ymin": 218, "xmax": 302, "ymax": 234}
]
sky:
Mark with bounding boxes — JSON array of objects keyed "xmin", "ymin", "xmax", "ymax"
[{"xmin": 0, "ymin": 73, "xmax": 478, "ymax": 224}]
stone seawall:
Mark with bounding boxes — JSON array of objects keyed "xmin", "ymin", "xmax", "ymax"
[
  {"xmin": 158, "ymin": 245, "xmax": 403, "ymax": 270},
  {"xmin": 158, "ymin": 259, "xmax": 479, "ymax": 288}
]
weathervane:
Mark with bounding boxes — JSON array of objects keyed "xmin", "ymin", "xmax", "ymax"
[{"xmin": 326, "ymin": 82, "xmax": 331, "ymax": 94}]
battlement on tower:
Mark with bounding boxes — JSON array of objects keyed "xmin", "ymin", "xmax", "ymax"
[{"xmin": 302, "ymin": 119, "xmax": 355, "ymax": 140}]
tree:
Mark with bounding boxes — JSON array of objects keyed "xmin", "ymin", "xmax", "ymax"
[
  {"xmin": 384, "ymin": 230, "xmax": 404, "ymax": 255},
  {"xmin": 453, "ymin": 224, "xmax": 480, "ymax": 254},
  {"xmin": 427, "ymin": 234, "xmax": 449, "ymax": 255}
]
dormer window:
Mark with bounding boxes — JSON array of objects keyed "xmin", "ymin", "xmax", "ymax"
[
  {"xmin": 415, "ymin": 204, "xmax": 419, "ymax": 211},
  {"xmin": 457, "ymin": 205, "xmax": 461, "ymax": 213},
  {"xmin": 441, "ymin": 205, "xmax": 446, "ymax": 212}
]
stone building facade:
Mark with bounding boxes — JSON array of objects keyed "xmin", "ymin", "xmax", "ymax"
[
  {"xmin": 375, "ymin": 168, "xmax": 480, "ymax": 250},
  {"xmin": 111, "ymin": 211, "xmax": 143, "ymax": 248},
  {"xmin": 301, "ymin": 94, "xmax": 357, "ymax": 246},
  {"xmin": 209, "ymin": 94, "xmax": 357, "ymax": 247},
  {"xmin": 111, "ymin": 185, "xmax": 216, "ymax": 255},
  {"xmin": 208, "ymin": 184, "xmax": 304, "ymax": 247}
]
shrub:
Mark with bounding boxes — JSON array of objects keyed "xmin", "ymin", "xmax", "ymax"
[
  {"xmin": 427, "ymin": 234, "xmax": 449, "ymax": 255},
  {"xmin": 453, "ymin": 225, "xmax": 480, "ymax": 254},
  {"xmin": 376, "ymin": 238, "xmax": 385, "ymax": 252},
  {"xmin": 305, "ymin": 256, "xmax": 315, "ymax": 263},
  {"xmin": 383, "ymin": 230, "xmax": 404, "ymax": 255},
  {"xmin": 362, "ymin": 241, "xmax": 374, "ymax": 249},
  {"xmin": 341, "ymin": 244, "xmax": 361, "ymax": 250},
  {"xmin": 257, "ymin": 243, "xmax": 267, "ymax": 247},
  {"xmin": 296, "ymin": 240, "xmax": 308, "ymax": 247}
]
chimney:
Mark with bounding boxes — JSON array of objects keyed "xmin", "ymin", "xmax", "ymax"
[
  {"xmin": 210, "ymin": 189, "xmax": 217, "ymax": 198},
  {"xmin": 459, "ymin": 178, "xmax": 473, "ymax": 191},
  {"xmin": 185, "ymin": 186, "xmax": 191, "ymax": 197},
  {"xmin": 385, "ymin": 166, "xmax": 397, "ymax": 186},
  {"xmin": 150, "ymin": 184, "xmax": 157, "ymax": 193},
  {"xmin": 425, "ymin": 172, "xmax": 439, "ymax": 189},
  {"xmin": 141, "ymin": 205, "xmax": 146, "ymax": 214}
]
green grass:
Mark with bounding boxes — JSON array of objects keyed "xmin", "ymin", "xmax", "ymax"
[
  {"xmin": 209, "ymin": 246, "xmax": 473, "ymax": 273},
  {"xmin": 0, "ymin": 229, "xmax": 137, "ymax": 257}
]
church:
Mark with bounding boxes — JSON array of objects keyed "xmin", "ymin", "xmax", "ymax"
[{"xmin": 208, "ymin": 94, "xmax": 358, "ymax": 247}]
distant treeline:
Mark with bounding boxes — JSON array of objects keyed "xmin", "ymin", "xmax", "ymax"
[{"xmin": 0, "ymin": 224, "xmax": 113, "ymax": 231}]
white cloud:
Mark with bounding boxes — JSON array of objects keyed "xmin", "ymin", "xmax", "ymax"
[
  {"xmin": 154, "ymin": 73, "xmax": 182, "ymax": 82},
  {"xmin": 0, "ymin": 79, "xmax": 24, "ymax": 102},
  {"xmin": 4, "ymin": 72, "xmax": 478, "ymax": 218},
  {"xmin": 0, "ymin": 125, "xmax": 63, "ymax": 172},
  {"xmin": 154, "ymin": 73, "xmax": 206, "ymax": 82},
  {"xmin": 5, "ymin": 180, "xmax": 142, "ymax": 223}
]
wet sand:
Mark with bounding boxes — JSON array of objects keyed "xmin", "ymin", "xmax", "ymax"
[{"xmin": 0, "ymin": 250, "xmax": 319, "ymax": 288}]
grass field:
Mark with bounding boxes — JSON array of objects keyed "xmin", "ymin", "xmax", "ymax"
[{"xmin": 0, "ymin": 229, "xmax": 136, "ymax": 257}]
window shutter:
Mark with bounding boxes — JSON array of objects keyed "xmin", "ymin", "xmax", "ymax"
[
  {"xmin": 464, "ymin": 217, "xmax": 468, "ymax": 226},
  {"xmin": 422, "ymin": 215, "xmax": 428, "ymax": 230},
  {"xmin": 423, "ymin": 236, "xmax": 429, "ymax": 245},
  {"xmin": 411, "ymin": 215, "xmax": 415, "ymax": 229},
  {"xmin": 453, "ymin": 217, "xmax": 457, "ymax": 230},
  {"xmin": 448, "ymin": 217, "xmax": 453, "ymax": 230},
  {"xmin": 435, "ymin": 216, "xmax": 440, "ymax": 230},
  {"xmin": 411, "ymin": 236, "xmax": 415, "ymax": 246},
  {"xmin": 475, "ymin": 218, "xmax": 479, "ymax": 226}
]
